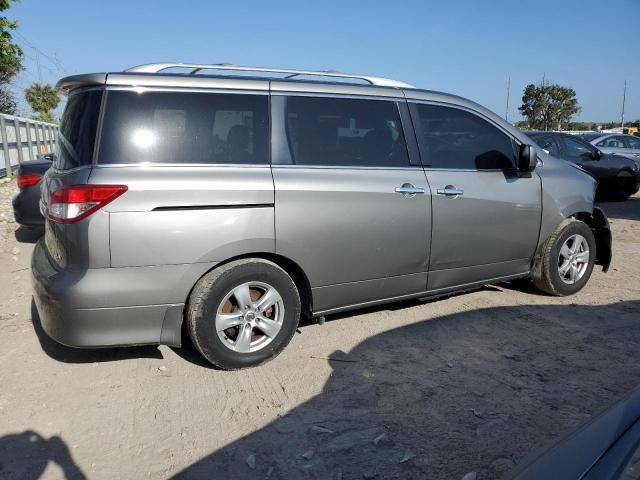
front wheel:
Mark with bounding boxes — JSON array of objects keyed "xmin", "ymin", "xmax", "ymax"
[
  {"xmin": 187, "ymin": 259, "xmax": 301, "ymax": 370},
  {"xmin": 532, "ymin": 219, "xmax": 596, "ymax": 296},
  {"xmin": 602, "ymin": 171, "xmax": 635, "ymax": 201}
]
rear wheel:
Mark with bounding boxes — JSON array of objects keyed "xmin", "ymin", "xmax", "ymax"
[
  {"xmin": 187, "ymin": 259, "xmax": 301, "ymax": 370},
  {"xmin": 532, "ymin": 219, "xmax": 596, "ymax": 296}
]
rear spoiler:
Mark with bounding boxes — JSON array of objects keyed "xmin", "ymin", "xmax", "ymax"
[{"xmin": 56, "ymin": 73, "xmax": 108, "ymax": 94}]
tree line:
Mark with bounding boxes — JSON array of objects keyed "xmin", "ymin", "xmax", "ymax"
[
  {"xmin": 517, "ymin": 83, "xmax": 581, "ymax": 130},
  {"xmin": 515, "ymin": 82, "xmax": 635, "ymax": 131}
]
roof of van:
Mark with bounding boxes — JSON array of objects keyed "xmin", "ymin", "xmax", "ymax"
[
  {"xmin": 57, "ymin": 62, "xmax": 416, "ymax": 91},
  {"xmin": 55, "ymin": 62, "xmax": 533, "ymax": 147},
  {"xmin": 55, "ymin": 62, "xmax": 472, "ymax": 109}
]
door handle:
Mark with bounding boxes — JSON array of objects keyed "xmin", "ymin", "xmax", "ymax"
[
  {"xmin": 395, "ymin": 183, "xmax": 425, "ymax": 196},
  {"xmin": 436, "ymin": 185, "xmax": 464, "ymax": 197}
]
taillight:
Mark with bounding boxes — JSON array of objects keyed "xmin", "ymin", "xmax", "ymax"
[
  {"xmin": 17, "ymin": 172, "xmax": 41, "ymax": 189},
  {"xmin": 46, "ymin": 185, "xmax": 127, "ymax": 224}
]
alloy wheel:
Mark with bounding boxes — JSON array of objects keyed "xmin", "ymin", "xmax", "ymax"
[
  {"xmin": 215, "ymin": 281, "xmax": 285, "ymax": 353},
  {"xmin": 557, "ymin": 234, "xmax": 590, "ymax": 285}
]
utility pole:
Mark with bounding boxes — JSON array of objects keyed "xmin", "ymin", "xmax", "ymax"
[
  {"xmin": 541, "ymin": 73, "xmax": 548, "ymax": 130},
  {"xmin": 36, "ymin": 51, "xmax": 42, "ymax": 83},
  {"xmin": 621, "ymin": 80, "xmax": 627, "ymax": 129},
  {"xmin": 505, "ymin": 77, "xmax": 510, "ymax": 121}
]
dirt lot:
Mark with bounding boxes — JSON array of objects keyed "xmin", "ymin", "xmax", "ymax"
[{"xmin": 0, "ymin": 178, "xmax": 639, "ymax": 480}]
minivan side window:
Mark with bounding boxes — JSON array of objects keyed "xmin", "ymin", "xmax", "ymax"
[
  {"xmin": 411, "ymin": 104, "xmax": 516, "ymax": 169},
  {"xmin": 56, "ymin": 90, "xmax": 102, "ymax": 170},
  {"xmin": 284, "ymin": 96, "xmax": 409, "ymax": 167},
  {"xmin": 99, "ymin": 91, "xmax": 269, "ymax": 165}
]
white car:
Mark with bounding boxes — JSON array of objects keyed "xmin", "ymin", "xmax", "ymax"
[{"xmin": 584, "ymin": 133, "xmax": 640, "ymax": 163}]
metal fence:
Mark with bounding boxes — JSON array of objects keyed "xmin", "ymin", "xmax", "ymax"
[{"xmin": 0, "ymin": 113, "xmax": 58, "ymax": 178}]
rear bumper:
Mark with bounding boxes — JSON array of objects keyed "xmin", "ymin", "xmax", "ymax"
[
  {"xmin": 31, "ymin": 240, "xmax": 187, "ymax": 348},
  {"xmin": 12, "ymin": 189, "xmax": 44, "ymax": 227}
]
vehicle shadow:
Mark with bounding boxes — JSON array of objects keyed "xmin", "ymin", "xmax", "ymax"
[
  {"xmin": 30, "ymin": 299, "xmax": 163, "ymax": 363},
  {"xmin": 172, "ymin": 299, "xmax": 640, "ymax": 480},
  {"xmin": 0, "ymin": 430, "xmax": 86, "ymax": 480},
  {"xmin": 596, "ymin": 196, "xmax": 640, "ymax": 221},
  {"xmin": 14, "ymin": 225, "xmax": 44, "ymax": 243},
  {"xmin": 323, "ymin": 284, "xmax": 504, "ymax": 324},
  {"xmin": 171, "ymin": 285, "xmax": 506, "ymax": 369},
  {"xmin": 171, "ymin": 326, "xmax": 214, "ymax": 368},
  {"xmin": 496, "ymin": 278, "xmax": 542, "ymax": 295}
]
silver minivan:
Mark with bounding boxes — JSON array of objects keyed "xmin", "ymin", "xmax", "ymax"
[{"xmin": 32, "ymin": 63, "xmax": 612, "ymax": 369}]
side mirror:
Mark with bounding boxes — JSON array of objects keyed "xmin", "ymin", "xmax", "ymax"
[
  {"xmin": 518, "ymin": 144, "xmax": 537, "ymax": 173},
  {"xmin": 592, "ymin": 149, "xmax": 602, "ymax": 161}
]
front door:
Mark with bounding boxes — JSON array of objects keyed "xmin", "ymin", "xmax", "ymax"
[
  {"xmin": 271, "ymin": 93, "xmax": 431, "ymax": 313},
  {"xmin": 409, "ymin": 103, "xmax": 542, "ymax": 290},
  {"xmin": 558, "ymin": 135, "xmax": 610, "ymax": 178}
]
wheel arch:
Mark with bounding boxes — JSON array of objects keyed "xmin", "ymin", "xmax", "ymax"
[
  {"xmin": 618, "ymin": 167, "xmax": 635, "ymax": 177},
  {"xmin": 618, "ymin": 167, "xmax": 638, "ymax": 192},
  {"xmin": 531, "ymin": 208, "xmax": 612, "ymax": 286},
  {"xmin": 573, "ymin": 208, "xmax": 612, "ymax": 272},
  {"xmin": 184, "ymin": 252, "xmax": 314, "ymax": 324}
]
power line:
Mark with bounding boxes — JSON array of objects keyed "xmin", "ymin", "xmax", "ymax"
[
  {"xmin": 22, "ymin": 51, "xmax": 60, "ymax": 80},
  {"xmin": 13, "ymin": 30, "xmax": 69, "ymax": 76},
  {"xmin": 6, "ymin": 30, "xmax": 69, "ymax": 116},
  {"xmin": 11, "ymin": 64, "xmax": 40, "ymax": 87}
]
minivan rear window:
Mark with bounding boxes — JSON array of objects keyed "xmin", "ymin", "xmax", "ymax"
[
  {"xmin": 55, "ymin": 90, "xmax": 102, "ymax": 170},
  {"xmin": 98, "ymin": 91, "xmax": 269, "ymax": 165}
]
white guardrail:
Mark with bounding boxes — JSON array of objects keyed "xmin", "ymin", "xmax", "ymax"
[{"xmin": 0, "ymin": 112, "xmax": 58, "ymax": 178}]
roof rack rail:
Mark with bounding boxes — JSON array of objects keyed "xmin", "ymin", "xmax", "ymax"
[{"xmin": 125, "ymin": 63, "xmax": 415, "ymax": 89}]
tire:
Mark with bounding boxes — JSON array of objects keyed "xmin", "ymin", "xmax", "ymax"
[
  {"xmin": 602, "ymin": 172, "xmax": 634, "ymax": 201},
  {"xmin": 187, "ymin": 258, "xmax": 301, "ymax": 370},
  {"xmin": 532, "ymin": 219, "xmax": 596, "ymax": 296}
]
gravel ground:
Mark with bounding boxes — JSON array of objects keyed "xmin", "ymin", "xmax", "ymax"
[{"xmin": 0, "ymin": 178, "xmax": 639, "ymax": 480}]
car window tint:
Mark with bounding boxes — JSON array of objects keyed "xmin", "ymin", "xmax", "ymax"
[
  {"xmin": 285, "ymin": 96, "xmax": 409, "ymax": 167},
  {"xmin": 412, "ymin": 104, "xmax": 515, "ymax": 169},
  {"xmin": 603, "ymin": 136, "xmax": 626, "ymax": 148},
  {"xmin": 562, "ymin": 137, "xmax": 593, "ymax": 157},
  {"xmin": 99, "ymin": 91, "xmax": 269, "ymax": 165},
  {"xmin": 626, "ymin": 136, "xmax": 640, "ymax": 149},
  {"xmin": 55, "ymin": 90, "xmax": 102, "ymax": 170},
  {"xmin": 535, "ymin": 136, "xmax": 561, "ymax": 157}
]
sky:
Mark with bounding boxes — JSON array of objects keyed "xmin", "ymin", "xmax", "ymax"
[{"xmin": 10, "ymin": 0, "xmax": 640, "ymax": 123}]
